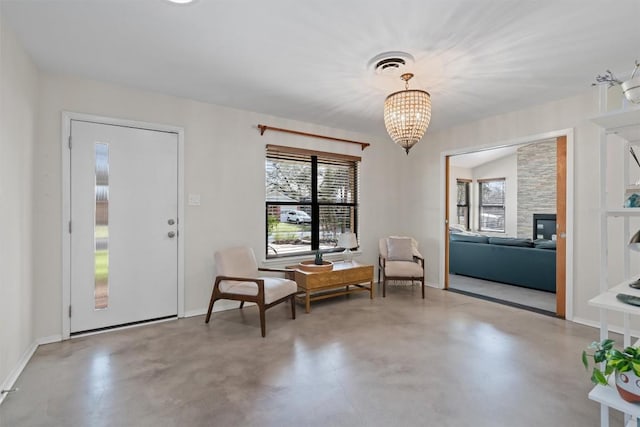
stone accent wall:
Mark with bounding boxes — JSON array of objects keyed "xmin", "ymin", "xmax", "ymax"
[{"xmin": 517, "ymin": 141, "xmax": 556, "ymax": 239}]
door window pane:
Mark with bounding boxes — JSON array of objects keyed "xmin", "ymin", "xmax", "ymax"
[{"xmin": 95, "ymin": 143, "xmax": 109, "ymax": 309}]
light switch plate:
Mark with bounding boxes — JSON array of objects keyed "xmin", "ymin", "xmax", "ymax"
[{"xmin": 188, "ymin": 194, "xmax": 201, "ymax": 206}]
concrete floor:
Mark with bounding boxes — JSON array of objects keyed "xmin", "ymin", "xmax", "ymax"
[{"xmin": 0, "ymin": 285, "xmax": 619, "ymax": 427}]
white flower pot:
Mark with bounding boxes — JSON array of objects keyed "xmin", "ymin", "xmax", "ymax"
[
  {"xmin": 621, "ymin": 77, "xmax": 640, "ymax": 104},
  {"xmin": 615, "ymin": 370, "xmax": 640, "ymax": 403}
]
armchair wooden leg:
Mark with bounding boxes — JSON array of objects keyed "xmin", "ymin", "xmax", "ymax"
[
  {"xmin": 290, "ymin": 295, "xmax": 296, "ymax": 319},
  {"xmin": 383, "ymin": 277, "xmax": 387, "ymax": 298},
  {"xmin": 422, "ymin": 281, "xmax": 425, "ymax": 299},
  {"xmin": 239, "ymin": 301, "xmax": 244, "ymax": 309},
  {"xmin": 259, "ymin": 304, "xmax": 266, "ymax": 338},
  {"xmin": 205, "ymin": 290, "xmax": 217, "ymax": 323}
]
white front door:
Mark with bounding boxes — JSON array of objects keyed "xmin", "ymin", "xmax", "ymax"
[{"xmin": 70, "ymin": 120, "xmax": 178, "ymax": 333}]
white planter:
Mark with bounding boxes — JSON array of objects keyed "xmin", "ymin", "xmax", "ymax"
[
  {"xmin": 615, "ymin": 370, "xmax": 640, "ymax": 403},
  {"xmin": 621, "ymin": 77, "xmax": 640, "ymax": 104}
]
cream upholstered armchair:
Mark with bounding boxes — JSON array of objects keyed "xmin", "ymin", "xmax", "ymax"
[
  {"xmin": 378, "ymin": 236, "xmax": 425, "ymax": 298},
  {"xmin": 205, "ymin": 246, "xmax": 297, "ymax": 337}
]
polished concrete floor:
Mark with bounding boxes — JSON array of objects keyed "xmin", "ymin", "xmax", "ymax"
[
  {"xmin": 448, "ymin": 274, "xmax": 556, "ymax": 313},
  {"xmin": 0, "ymin": 285, "xmax": 619, "ymax": 427}
]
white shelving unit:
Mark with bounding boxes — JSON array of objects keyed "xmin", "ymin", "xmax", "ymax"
[{"xmin": 589, "ymin": 87, "xmax": 640, "ymax": 427}]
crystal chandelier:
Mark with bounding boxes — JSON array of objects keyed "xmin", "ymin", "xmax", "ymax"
[{"xmin": 384, "ymin": 73, "xmax": 431, "ymax": 154}]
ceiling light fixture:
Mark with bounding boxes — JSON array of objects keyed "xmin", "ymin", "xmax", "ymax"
[
  {"xmin": 384, "ymin": 73, "xmax": 431, "ymax": 155},
  {"xmin": 166, "ymin": 0, "xmax": 195, "ymax": 4}
]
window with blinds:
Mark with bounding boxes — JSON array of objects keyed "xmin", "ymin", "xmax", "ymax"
[
  {"xmin": 478, "ymin": 178, "xmax": 506, "ymax": 232},
  {"xmin": 265, "ymin": 145, "xmax": 360, "ymax": 258},
  {"xmin": 456, "ymin": 179, "xmax": 470, "ymax": 230}
]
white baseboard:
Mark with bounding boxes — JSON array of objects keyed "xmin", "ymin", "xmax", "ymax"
[
  {"xmin": 184, "ymin": 308, "xmax": 208, "ymax": 318},
  {"xmin": 37, "ymin": 335, "xmax": 62, "ymax": 345},
  {"xmin": 0, "ymin": 341, "xmax": 38, "ymax": 406},
  {"xmin": 572, "ymin": 316, "xmax": 640, "ymax": 340},
  {"xmin": 571, "ymin": 316, "xmax": 600, "ymax": 330},
  {"xmin": 184, "ymin": 301, "xmax": 255, "ymax": 319}
]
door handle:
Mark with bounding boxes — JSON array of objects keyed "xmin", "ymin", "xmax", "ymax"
[
  {"xmin": 168, "ymin": 231, "xmax": 176, "ymax": 238},
  {"xmin": 168, "ymin": 219, "xmax": 175, "ymax": 225}
]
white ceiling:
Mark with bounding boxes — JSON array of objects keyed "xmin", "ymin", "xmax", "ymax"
[{"xmin": 2, "ymin": 0, "xmax": 639, "ymax": 137}]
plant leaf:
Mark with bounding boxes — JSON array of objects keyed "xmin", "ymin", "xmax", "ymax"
[
  {"xmin": 617, "ymin": 361, "xmax": 631, "ymax": 372},
  {"xmin": 605, "ymin": 364, "xmax": 615, "ymax": 376},
  {"xmin": 592, "ymin": 368, "xmax": 608, "ymax": 385},
  {"xmin": 582, "ymin": 351, "xmax": 589, "ymax": 369}
]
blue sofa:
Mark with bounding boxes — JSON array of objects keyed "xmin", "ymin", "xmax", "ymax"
[{"xmin": 449, "ymin": 234, "xmax": 556, "ymax": 293}]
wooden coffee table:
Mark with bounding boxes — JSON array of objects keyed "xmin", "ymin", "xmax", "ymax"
[{"xmin": 287, "ymin": 261, "xmax": 374, "ymax": 313}]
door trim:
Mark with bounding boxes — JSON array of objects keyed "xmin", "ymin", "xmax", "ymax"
[
  {"xmin": 440, "ymin": 128, "xmax": 574, "ymax": 320},
  {"xmin": 61, "ymin": 111, "xmax": 185, "ymax": 339}
]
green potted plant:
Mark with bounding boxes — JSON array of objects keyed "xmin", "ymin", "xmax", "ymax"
[{"xmin": 582, "ymin": 339, "xmax": 640, "ymax": 402}]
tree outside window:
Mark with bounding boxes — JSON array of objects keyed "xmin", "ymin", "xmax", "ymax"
[{"xmin": 478, "ymin": 178, "xmax": 505, "ymax": 232}]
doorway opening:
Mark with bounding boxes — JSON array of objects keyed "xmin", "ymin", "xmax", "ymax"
[{"xmin": 444, "ymin": 134, "xmax": 569, "ymax": 318}]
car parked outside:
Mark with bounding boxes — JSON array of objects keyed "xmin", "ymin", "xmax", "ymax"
[{"xmin": 282, "ymin": 210, "xmax": 311, "ymax": 224}]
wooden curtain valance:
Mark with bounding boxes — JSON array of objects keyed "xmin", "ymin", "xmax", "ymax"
[{"xmin": 257, "ymin": 124, "xmax": 370, "ymax": 151}]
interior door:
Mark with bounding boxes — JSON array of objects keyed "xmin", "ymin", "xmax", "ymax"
[
  {"xmin": 445, "ymin": 156, "xmax": 450, "ymax": 289},
  {"xmin": 556, "ymin": 135, "xmax": 567, "ymax": 318},
  {"xmin": 70, "ymin": 120, "xmax": 178, "ymax": 333}
]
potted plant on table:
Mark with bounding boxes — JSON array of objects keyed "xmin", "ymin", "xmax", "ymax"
[{"xmin": 582, "ymin": 339, "xmax": 640, "ymax": 403}]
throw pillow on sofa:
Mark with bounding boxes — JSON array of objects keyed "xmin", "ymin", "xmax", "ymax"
[
  {"xmin": 449, "ymin": 224, "xmax": 467, "ymax": 234},
  {"xmin": 534, "ymin": 239, "xmax": 557, "ymax": 250},
  {"xmin": 387, "ymin": 237, "xmax": 414, "ymax": 261},
  {"xmin": 487, "ymin": 237, "xmax": 534, "ymax": 247}
]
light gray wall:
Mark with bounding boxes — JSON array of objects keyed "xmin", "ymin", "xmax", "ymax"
[
  {"xmin": 516, "ymin": 141, "xmax": 556, "ymax": 239},
  {"xmin": 0, "ymin": 18, "xmax": 38, "ymax": 396},
  {"xmin": 33, "ymin": 73, "xmax": 406, "ymax": 339}
]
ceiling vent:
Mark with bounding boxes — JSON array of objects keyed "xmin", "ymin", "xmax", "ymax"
[{"xmin": 368, "ymin": 51, "xmax": 414, "ymax": 75}]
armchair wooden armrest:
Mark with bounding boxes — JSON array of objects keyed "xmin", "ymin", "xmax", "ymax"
[
  {"xmin": 378, "ymin": 255, "xmax": 386, "ymax": 268},
  {"xmin": 258, "ymin": 267, "xmax": 295, "ymax": 273}
]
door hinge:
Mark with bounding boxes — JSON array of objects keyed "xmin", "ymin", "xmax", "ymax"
[
  {"xmin": 68, "ymin": 135, "xmax": 72, "ymax": 149},
  {"xmin": 68, "ymin": 221, "xmax": 72, "ymax": 233},
  {"xmin": 68, "ymin": 305, "xmax": 72, "ymax": 318}
]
